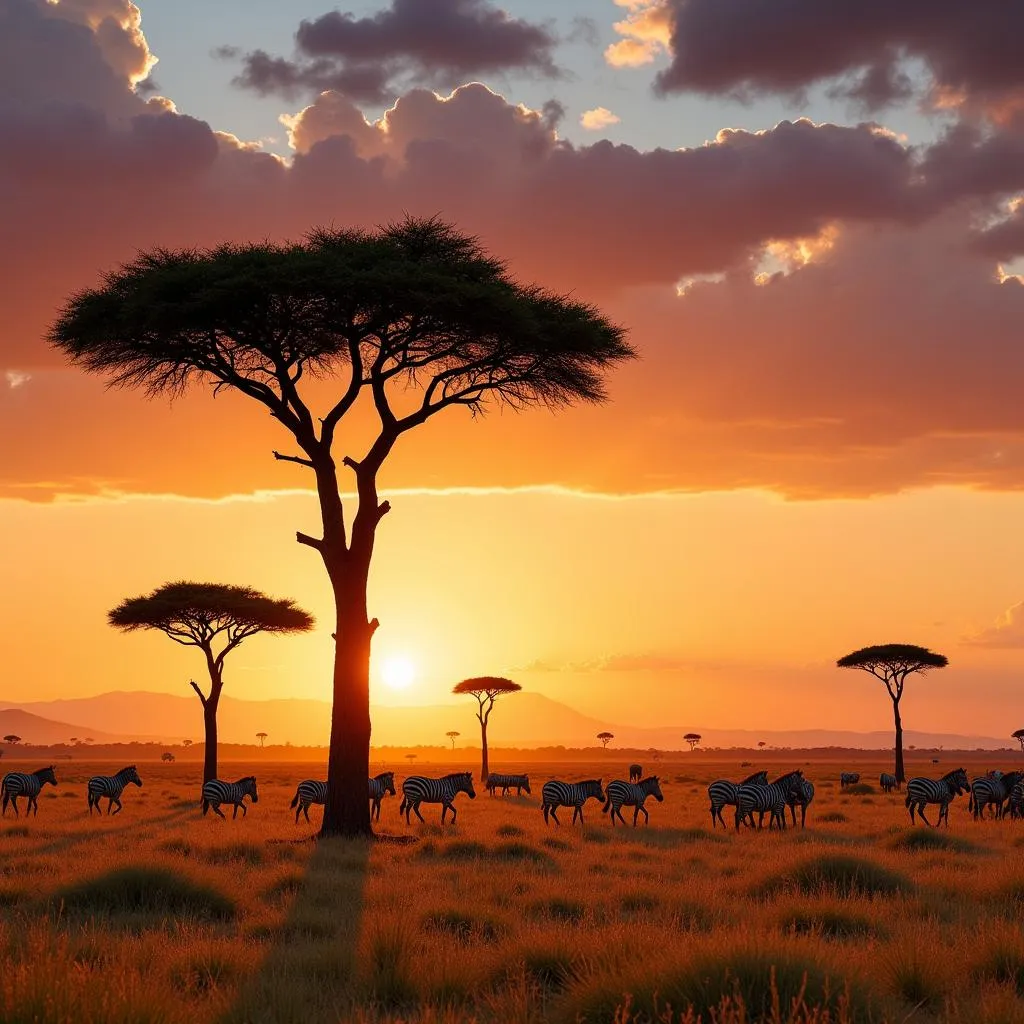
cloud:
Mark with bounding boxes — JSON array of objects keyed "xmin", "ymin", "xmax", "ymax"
[
  {"xmin": 605, "ymin": 0, "xmax": 672, "ymax": 69},
  {"xmin": 5, "ymin": 371, "xmax": 31, "ymax": 389},
  {"xmin": 227, "ymin": 0, "xmax": 560, "ymax": 104},
  {"xmin": 651, "ymin": 0, "xmax": 1024, "ymax": 115},
  {"xmin": 962, "ymin": 603, "xmax": 1024, "ymax": 648},
  {"xmin": 579, "ymin": 106, "xmax": 620, "ymax": 130}
]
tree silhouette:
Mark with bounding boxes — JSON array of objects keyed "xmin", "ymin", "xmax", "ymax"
[
  {"xmin": 107, "ymin": 581, "xmax": 313, "ymax": 783},
  {"xmin": 758, "ymin": 741, "xmax": 766, "ymax": 750},
  {"xmin": 452, "ymin": 677, "xmax": 522, "ymax": 780},
  {"xmin": 406, "ymin": 753, "xmax": 417, "ymax": 764},
  {"xmin": 51, "ymin": 217, "xmax": 633, "ymax": 838},
  {"xmin": 162, "ymin": 752, "xmax": 175, "ymax": 762},
  {"xmin": 1013, "ymin": 729, "xmax": 1024, "ymax": 753},
  {"xmin": 256, "ymin": 732, "xmax": 268, "ymax": 748},
  {"xmin": 837, "ymin": 644, "xmax": 948, "ymax": 784},
  {"xmin": 3, "ymin": 735, "xmax": 20, "ymax": 745},
  {"xmin": 446, "ymin": 730, "xmax": 460, "ymax": 750},
  {"xmin": 182, "ymin": 739, "xmax": 193, "ymax": 748},
  {"xmin": 684, "ymin": 732, "xmax": 702, "ymax": 751},
  {"xmin": 597, "ymin": 731, "xmax": 614, "ymax": 749},
  {"xmin": 69, "ymin": 737, "xmax": 79, "ymax": 745}
]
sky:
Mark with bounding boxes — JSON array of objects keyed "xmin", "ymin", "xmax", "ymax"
[{"xmin": 3, "ymin": 0, "xmax": 1024, "ymax": 741}]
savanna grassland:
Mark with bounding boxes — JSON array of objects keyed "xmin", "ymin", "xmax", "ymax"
[{"xmin": 2, "ymin": 756, "xmax": 1024, "ymax": 1024}]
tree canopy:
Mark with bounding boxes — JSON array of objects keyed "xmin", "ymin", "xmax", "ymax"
[
  {"xmin": 1013, "ymin": 728, "xmax": 1024, "ymax": 751},
  {"xmin": 836, "ymin": 644, "xmax": 948, "ymax": 701},
  {"xmin": 453, "ymin": 677, "xmax": 523, "ymax": 702}
]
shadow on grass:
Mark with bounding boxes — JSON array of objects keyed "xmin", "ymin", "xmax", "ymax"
[{"xmin": 22, "ymin": 805, "xmax": 197, "ymax": 859}]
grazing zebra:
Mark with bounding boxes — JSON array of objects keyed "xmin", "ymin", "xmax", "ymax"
[
  {"xmin": 629, "ymin": 763, "xmax": 643, "ymax": 783},
  {"xmin": 369, "ymin": 771, "xmax": 396, "ymax": 820},
  {"xmin": 707, "ymin": 770, "xmax": 768, "ymax": 829},
  {"xmin": 541, "ymin": 779, "xmax": 605, "ymax": 825},
  {"xmin": 288, "ymin": 771, "xmax": 397, "ymax": 823},
  {"xmin": 603, "ymin": 776, "xmax": 664, "ymax": 827},
  {"xmin": 202, "ymin": 776, "xmax": 259, "ymax": 819},
  {"xmin": 735, "ymin": 770, "xmax": 804, "ymax": 832},
  {"xmin": 840, "ymin": 772, "xmax": 860, "ymax": 788},
  {"xmin": 787, "ymin": 778, "xmax": 815, "ymax": 828},
  {"xmin": 970, "ymin": 771, "xmax": 1022, "ymax": 821},
  {"xmin": 905, "ymin": 767, "xmax": 969, "ymax": 827},
  {"xmin": 879, "ymin": 773, "xmax": 899, "ymax": 793},
  {"xmin": 400, "ymin": 772, "xmax": 475, "ymax": 824},
  {"xmin": 87, "ymin": 765, "xmax": 142, "ymax": 816},
  {"xmin": 1, "ymin": 766, "xmax": 57, "ymax": 817},
  {"xmin": 1008, "ymin": 780, "xmax": 1024, "ymax": 820},
  {"xmin": 486, "ymin": 773, "xmax": 531, "ymax": 797}
]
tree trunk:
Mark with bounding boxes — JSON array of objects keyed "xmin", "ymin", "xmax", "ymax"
[
  {"xmin": 479, "ymin": 716, "xmax": 489, "ymax": 782},
  {"xmin": 893, "ymin": 698, "xmax": 904, "ymax": 784},
  {"xmin": 203, "ymin": 702, "xmax": 218, "ymax": 784}
]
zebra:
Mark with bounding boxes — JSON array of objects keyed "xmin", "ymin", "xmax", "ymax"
[
  {"xmin": 485, "ymin": 773, "xmax": 531, "ymax": 797},
  {"xmin": 840, "ymin": 772, "xmax": 860, "ymax": 788},
  {"xmin": 879, "ymin": 773, "xmax": 899, "ymax": 793},
  {"xmin": 970, "ymin": 771, "xmax": 1022, "ymax": 821},
  {"xmin": 288, "ymin": 771, "xmax": 397, "ymax": 823},
  {"xmin": 735, "ymin": 770, "xmax": 805, "ymax": 832},
  {"xmin": 629, "ymin": 763, "xmax": 643, "ymax": 783},
  {"xmin": 541, "ymin": 779, "xmax": 605, "ymax": 825},
  {"xmin": 400, "ymin": 772, "xmax": 475, "ymax": 824},
  {"xmin": 707, "ymin": 770, "xmax": 768, "ymax": 829},
  {"xmin": 787, "ymin": 777, "xmax": 815, "ymax": 828},
  {"xmin": 1008, "ymin": 779, "xmax": 1024, "ymax": 820},
  {"xmin": 87, "ymin": 765, "xmax": 142, "ymax": 816},
  {"xmin": 202, "ymin": 776, "xmax": 259, "ymax": 819},
  {"xmin": 603, "ymin": 776, "xmax": 664, "ymax": 827},
  {"xmin": 905, "ymin": 767, "xmax": 969, "ymax": 827},
  {"xmin": 1, "ymin": 766, "xmax": 57, "ymax": 817},
  {"xmin": 369, "ymin": 771, "xmax": 397, "ymax": 820}
]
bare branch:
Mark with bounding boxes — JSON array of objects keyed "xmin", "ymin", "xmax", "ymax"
[
  {"xmin": 296, "ymin": 531, "xmax": 325, "ymax": 550},
  {"xmin": 273, "ymin": 451, "xmax": 315, "ymax": 469},
  {"xmin": 189, "ymin": 679, "xmax": 208, "ymax": 706}
]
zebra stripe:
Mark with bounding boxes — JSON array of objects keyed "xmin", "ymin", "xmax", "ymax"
[
  {"xmin": 787, "ymin": 778, "xmax": 815, "ymax": 828},
  {"xmin": 202, "ymin": 776, "xmax": 259, "ymax": 820},
  {"xmin": 288, "ymin": 772, "xmax": 397, "ymax": 823},
  {"xmin": 1008, "ymin": 780, "xmax": 1024, "ymax": 821},
  {"xmin": 541, "ymin": 779, "xmax": 604, "ymax": 825},
  {"xmin": 1, "ymin": 766, "xmax": 57, "ymax": 817},
  {"xmin": 970, "ymin": 771, "xmax": 1022, "ymax": 821},
  {"xmin": 87, "ymin": 765, "xmax": 142, "ymax": 816},
  {"xmin": 628, "ymin": 763, "xmax": 643, "ymax": 783},
  {"xmin": 603, "ymin": 776, "xmax": 664, "ymax": 827},
  {"xmin": 879, "ymin": 773, "xmax": 899, "ymax": 793},
  {"xmin": 735, "ymin": 770, "xmax": 804, "ymax": 832},
  {"xmin": 707, "ymin": 770, "xmax": 768, "ymax": 828},
  {"xmin": 840, "ymin": 772, "xmax": 860, "ymax": 788},
  {"xmin": 485, "ymin": 773, "xmax": 531, "ymax": 797},
  {"xmin": 400, "ymin": 772, "xmax": 475, "ymax": 824},
  {"xmin": 905, "ymin": 768, "xmax": 969, "ymax": 827}
]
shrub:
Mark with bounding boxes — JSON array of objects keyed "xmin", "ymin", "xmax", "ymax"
[
  {"xmin": 492, "ymin": 842, "xmax": 555, "ymax": 865},
  {"xmin": 887, "ymin": 830, "xmax": 980, "ymax": 854},
  {"xmin": 532, "ymin": 897, "xmax": 585, "ymax": 923},
  {"xmin": 758, "ymin": 855, "xmax": 911, "ymax": 898},
  {"xmin": 973, "ymin": 945, "xmax": 1024, "ymax": 995},
  {"xmin": 844, "ymin": 783, "xmax": 876, "ymax": 795},
  {"xmin": 780, "ymin": 906, "xmax": 880, "ymax": 941},
  {"xmin": 883, "ymin": 946, "xmax": 946, "ymax": 1008}
]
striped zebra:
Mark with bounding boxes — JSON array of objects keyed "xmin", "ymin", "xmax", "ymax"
[
  {"xmin": 1008, "ymin": 779, "xmax": 1024, "ymax": 820},
  {"xmin": 735, "ymin": 770, "xmax": 804, "ymax": 832},
  {"xmin": 400, "ymin": 772, "xmax": 475, "ymax": 824},
  {"xmin": 905, "ymin": 767, "xmax": 969, "ymax": 827},
  {"xmin": 970, "ymin": 770, "xmax": 1022, "ymax": 821},
  {"xmin": 707, "ymin": 770, "xmax": 768, "ymax": 829},
  {"xmin": 87, "ymin": 765, "xmax": 142, "ymax": 816},
  {"xmin": 787, "ymin": 777, "xmax": 815, "ymax": 828},
  {"xmin": 879, "ymin": 773, "xmax": 899, "ymax": 793},
  {"xmin": 603, "ymin": 776, "xmax": 664, "ymax": 827},
  {"xmin": 629, "ymin": 763, "xmax": 643, "ymax": 783},
  {"xmin": 840, "ymin": 772, "xmax": 860, "ymax": 788},
  {"xmin": 1, "ymin": 766, "xmax": 57, "ymax": 817},
  {"xmin": 541, "ymin": 779, "xmax": 605, "ymax": 825},
  {"xmin": 485, "ymin": 773, "xmax": 531, "ymax": 797},
  {"xmin": 288, "ymin": 771, "xmax": 397, "ymax": 823},
  {"xmin": 202, "ymin": 776, "xmax": 259, "ymax": 819}
]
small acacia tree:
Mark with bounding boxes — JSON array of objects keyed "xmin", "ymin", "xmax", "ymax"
[
  {"xmin": 108, "ymin": 581, "xmax": 313, "ymax": 783},
  {"xmin": 51, "ymin": 218, "xmax": 633, "ymax": 838},
  {"xmin": 837, "ymin": 643, "xmax": 948, "ymax": 784},
  {"xmin": 182, "ymin": 739, "xmax": 193, "ymax": 748},
  {"xmin": 684, "ymin": 732, "xmax": 701, "ymax": 752},
  {"xmin": 446, "ymin": 730, "xmax": 460, "ymax": 750},
  {"xmin": 1013, "ymin": 728, "xmax": 1024, "ymax": 753},
  {"xmin": 452, "ymin": 677, "xmax": 522, "ymax": 780},
  {"xmin": 256, "ymin": 732, "xmax": 268, "ymax": 748},
  {"xmin": 597, "ymin": 731, "xmax": 614, "ymax": 749},
  {"xmin": 3, "ymin": 735, "xmax": 20, "ymax": 745}
]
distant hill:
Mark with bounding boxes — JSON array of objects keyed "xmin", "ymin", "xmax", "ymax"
[
  {"xmin": 0, "ymin": 690, "xmax": 1014, "ymax": 751},
  {"xmin": 0, "ymin": 708, "xmax": 129, "ymax": 746}
]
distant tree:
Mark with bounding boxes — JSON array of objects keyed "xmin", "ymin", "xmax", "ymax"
[
  {"xmin": 446, "ymin": 730, "xmax": 460, "ymax": 750},
  {"xmin": 256, "ymin": 732, "xmax": 268, "ymax": 748},
  {"xmin": 1013, "ymin": 729, "xmax": 1024, "ymax": 753},
  {"xmin": 684, "ymin": 732, "xmax": 702, "ymax": 752},
  {"xmin": 837, "ymin": 644, "xmax": 948, "ymax": 784},
  {"xmin": 597, "ymin": 731, "xmax": 614, "ymax": 749},
  {"xmin": 84, "ymin": 738, "xmax": 94, "ymax": 744},
  {"xmin": 909, "ymin": 744, "xmax": 916, "ymax": 751},
  {"xmin": 52, "ymin": 217, "xmax": 633, "ymax": 837},
  {"xmin": 108, "ymin": 581, "xmax": 313, "ymax": 783},
  {"xmin": 406, "ymin": 753, "xmax": 417, "ymax": 764},
  {"xmin": 182, "ymin": 739, "xmax": 193, "ymax": 748},
  {"xmin": 758, "ymin": 741, "xmax": 766, "ymax": 750},
  {"xmin": 452, "ymin": 677, "xmax": 522, "ymax": 780},
  {"xmin": 162, "ymin": 752, "xmax": 175, "ymax": 762},
  {"xmin": 3, "ymin": 735, "xmax": 20, "ymax": 745},
  {"xmin": 69, "ymin": 737, "xmax": 79, "ymax": 745}
]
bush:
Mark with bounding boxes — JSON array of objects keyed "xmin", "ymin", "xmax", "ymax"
[
  {"xmin": 973, "ymin": 945, "xmax": 1024, "ymax": 995},
  {"xmin": 758, "ymin": 855, "xmax": 911, "ymax": 898},
  {"xmin": 532, "ymin": 897, "xmax": 585, "ymax": 923},
  {"xmin": 887, "ymin": 830, "xmax": 980, "ymax": 854},
  {"xmin": 844, "ymin": 783, "xmax": 876, "ymax": 795}
]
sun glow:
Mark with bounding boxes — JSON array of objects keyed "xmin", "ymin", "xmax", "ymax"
[{"xmin": 380, "ymin": 655, "xmax": 417, "ymax": 691}]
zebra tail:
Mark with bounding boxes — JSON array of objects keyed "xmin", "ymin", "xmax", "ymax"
[
  {"xmin": 904, "ymin": 793, "xmax": 912, "ymax": 808},
  {"xmin": 289, "ymin": 790, "xmax": 299, "ymax": 809},
  {"xmin": 602, "ymin": 797, "xmax": 611, "ymax": 812}
]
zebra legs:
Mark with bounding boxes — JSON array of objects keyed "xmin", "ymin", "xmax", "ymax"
[
  {"xmin": 542, "ymin": 803, "xmax": 560, "ymax": 825},
  {"xmin": 208, "ymin": 802, "xmax": 226, "ymax": 819},
  {"xmin": 231, "ymin": 802, "xmax": 247, "ymax": 819},
  {"xmin": 1, "ymin": 792, "xmax": 8, "ymax": 816},
  {"xmin": 572, "ymin": 805, "xmax": 585, "ymax": 824},
  {"xmin": 108, "ymin": 797, "xmax": 122, "ymax": 815},
  {"xmin": 440, "ymin": 801, "xmax": 457, "ymax": 823},
  {"xmin": 631, "ymin": 803, "xmax": 649, "ymax": 826}
]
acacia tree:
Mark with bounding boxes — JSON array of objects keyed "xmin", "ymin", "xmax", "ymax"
[
  {"xmin": 3, "ymin": 736, "xmax": 20, "ymax": 745},
  {"xmin": 597, "ymin": 731, "xmax": 614, "ymax": 749},
  {"xmin": 837, "ymin": 644, "xmax": 948, "ymax": 784},
  {"xmin": 684, "ymin": 732, "xmax": 701, "ymax": 751},
  {"xmin": 51, "ymin": 218, "xmax": 632, "ymax": 838},
  {"xmin": 182, "ymin": 739, "xmax": 193, "ymax": 749},
  {"xmin": 108, "ymin": 581, "xmax": 313, "ymax": 783},
  {"xmin": 1013, "ymin": 728, "xmax": 1024, "ymax": 753},
  {"xmin": 446, "ymin": 730, "xmax": 460, "ymax": 750},
  {"xmin": 452, "ymin": 677, "xmax": 522, "ymax": 780},
  {"xmin": 256, "ymin": 732, "xmax": 268, "ymax": 748}
]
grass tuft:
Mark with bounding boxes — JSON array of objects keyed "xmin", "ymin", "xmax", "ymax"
[
  {"xmin": 780, "ymin": 905, "xmax": 880, "ymax": 941},
  {"xmin": 818, "ymin": 812, "xmax": 849, "ymax": 823},
  {"xmin": 421, "ymin": 909, "xmax": 503, "ymax": 944},
  {"xmin": 887, "ymin": 829, "xmax": 980, "ymax": 854},
  {"xmin": 844, "ymin": 783, "xmax": 876, "ymax": 795},
  {"xmin": 757, "ymin": 854, "xmax": 911, "ymax": 898},
  {"xmin": 496, "ymin": 823, "xmax": 525, "ymax": 838},
  {"xmin": 531, "ymin": 897, "xmax": 585, "ymax": 923}
]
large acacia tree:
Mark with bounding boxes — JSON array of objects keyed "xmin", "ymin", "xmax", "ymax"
[
  {"xmin": 452, "ymin": 676, "xmax": 522, "ymax": 780},
  {"xmin": 836, "ymin": 644, "xmax": 948, "ymax": 784},
  {"xmin": 109, "ymin": 581, "xmax": 314, "ymax": 783},
  {"xmin": 51, "ymin": 218, "xmax": 633, "ymax": 837}
]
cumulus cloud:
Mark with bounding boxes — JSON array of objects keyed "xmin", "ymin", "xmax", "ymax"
[
  {"xmin": 962, "ymin": 603, "xmax": 1024, "ymax": 648},
  {"xmin": 5, "ymin": 371, "xmax": 31, "ymax": 389},
  {"xmin": 579, "ymin": 106, "xmax": 620, "ymax": 130},
  {"xmin": 227, "ymin": 0, "xmax": 560, "ymax": 104},
  {"xmin": 604, "ymin": 0, "xmax": 671, "ymax": 69},
  {"xmin": 651, "ymin": 0, "xmax": 1024, "ymax": 115}
]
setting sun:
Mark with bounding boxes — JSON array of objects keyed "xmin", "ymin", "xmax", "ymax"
[{"xmin": 380, "ymin": 655, "xmax": 416, "ymax": 691}]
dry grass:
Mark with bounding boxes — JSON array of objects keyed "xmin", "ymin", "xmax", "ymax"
[{"xmin": 1, "ymin": 756, "xmax": 1023, "ymax": 1023}]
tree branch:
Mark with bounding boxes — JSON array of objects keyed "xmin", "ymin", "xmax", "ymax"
[
  {"xmin": 296, "ymin": 532, "xmax": 325, "ymax": 550},
  {"xmin": 189, "ymin": 679, "xmax": 208, "ymax": 706},
  {"xmin": 273, "ymin": 450, "xmax": 315, "ymax": 469}
]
